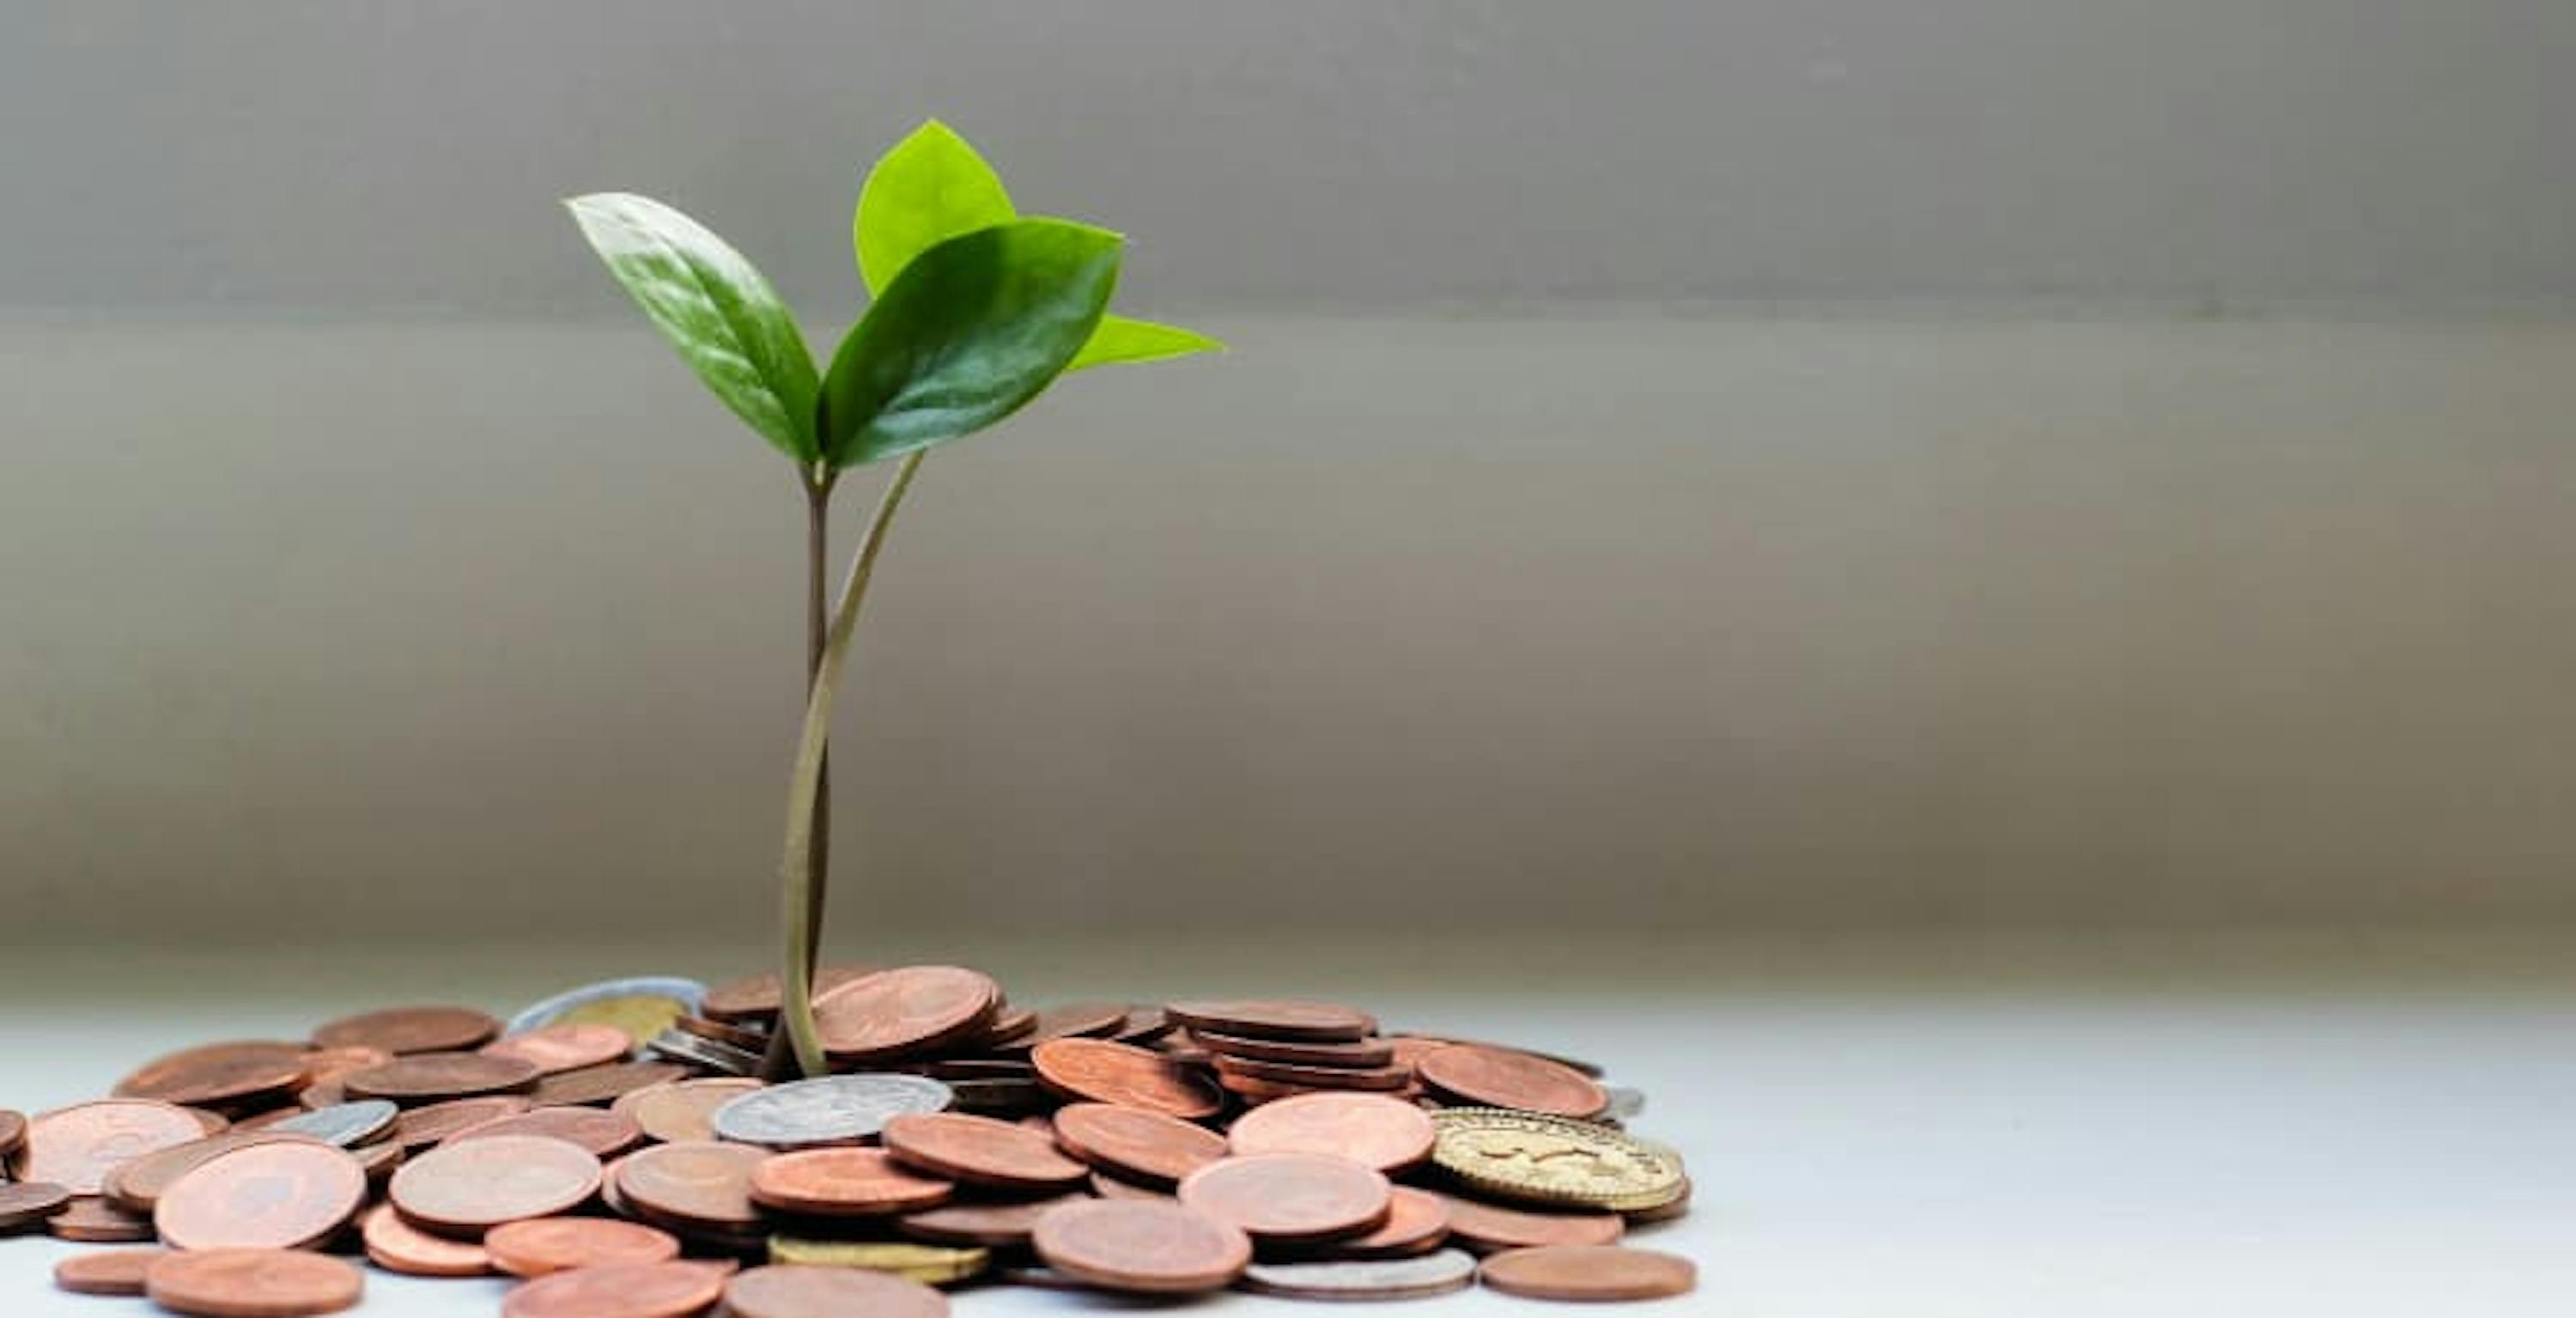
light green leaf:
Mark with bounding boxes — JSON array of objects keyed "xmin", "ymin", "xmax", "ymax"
[
  {"xmin": 567, "ymin": 192, "xmax": 820, "ymax": 464},
  {"xmin": 1069, "ymin": 315, "xmax": 1225, "ymax": 371},
  {"xmin": 819, "ymin": 219, "xmax": 1123, "ymax": 470},
  {"xmin": 854, "ymin": 119, "xmax": 1018, "ymax": 295}
]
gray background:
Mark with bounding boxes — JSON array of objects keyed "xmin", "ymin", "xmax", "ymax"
[{"xmin": 4, "ymin": 1, "xmax": 2573, "ymax": 944}]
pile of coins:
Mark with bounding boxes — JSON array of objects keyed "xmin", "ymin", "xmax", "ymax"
[{"xmin": 1, "ymin": 967, "xmax": 1695, "ymax": 1315}]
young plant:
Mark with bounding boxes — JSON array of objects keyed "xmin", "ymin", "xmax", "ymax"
[{"xmin": 568, "ymin": 121, "xmax": 1219, "ymax": 1077}]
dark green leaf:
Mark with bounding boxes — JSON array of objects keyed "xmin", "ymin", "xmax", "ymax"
[
  {"xmin": 1069, "ymin": 315, "xmax": 1225, "ymax": 371},
  {"xmin": 854, "ymin": 119, "xmax": 1018, "ymax": 295},
  {"xmin": 819, "ymin": 219, "xmax": 1122, "ymax": 469},
  {"xmin": 566, "ymin": 192, "xmax": 820, "ymax": 464}
]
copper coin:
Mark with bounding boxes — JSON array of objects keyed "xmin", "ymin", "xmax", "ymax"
[
  {"xmin": 526, "ymin": 1060, "xmax": 688, "ymax": 1108},
  {"xmin": 1030, "ymin": 1038, "xmax": 1222, "ymax": 1120},
  {"xmin": 54, "ymin": 1247, "xmax": 167, "ymax": 1296},
  {"xmin": 482, "ymin": 1023, "xmax": 635, "ymax": 1076},
  {"xmin": 147, "ymin": 1248, "xmax": 364, "ymax": 1317},
  {"xmin": 882, "ymin": 1112, "xmax": 1089, "ymax": 1192},
  {"xmin": 1112, "ymin": 1007, "xmax": 1175, "ymax": 1044},
  {"xmin": 0, "ymin": 1181, "xmax": 73, "ymax": 1230},
  {"xmin": 1177, "ymin": 1153, "xmax": 1392, "ymax": 1242},
  {"xmin": 1189, "ymin": 1029, "xmax": 1397, "ymax": 1068},
  {"xmin": 185, "ymin": 1106, "xmax": 237, "ymax": 1133},
  {"xmin": 978, "ymin": 1004, "xmax": 1039, "ymax": 1047},
  {"xmin": 1214, "ymin": 1054, "xmax": 1415, "ymax": 1091},
  {"xmin": 1049, "ymin": 1102, "xmax": 1228, "ymax": 1186},
  {"xmin": 343, "ymin": 1052, "xmax": 541, "ymax": 1104},
  {"xmin": 0, "ymin": 1107, "xmax": 24, "ymax": 1157},
  {"xmin": 1326, "ymin": 1185, "xmax": 1453, "ymax": 1258},
  {"xmin": 1438, "ymin": 1192, "xmax": 1625, "ymax": 1251},
  {"xmin": 115, "ymin": 1042, "xmax": 312, "ymax": 1108},
  {"xmin": 389, "ymin": 1134, "xmax": 603, "ymax": 1235},
  {"xmin": 1164, "ymin": 999, "xmax": 1376, "ymax": 1042},
  {"xmin": 15, "ymin": 1099, "xmax": 208, "ymax": 1193},
  {"xmin": 700, "ymin": 964, "xmax": 875, "ymax": 1023},
  {"xmin": 361, "ymin": 1202, "xmax": 491, "ymax": 1277},
  {"xmin": 1227, "ymin": 1091, "xmax": 1437, "ymax": 1172},
  {"xmin": 294, "ymin": 1079, "xmax": 344, "ymax": 1112},
  {"xmin": 1479, "ymin": 1244, "xmax": 1697, "ymax": 1302},
  {"xmin": 812, "ymin": 965, "xmax": 1002, "ymax": 1062},
  {"xmin": 154, "ymin": 1140, "xmax": 367, "ymax": 1249},
  {"xmin": 613, "ymin": 1139, "xmax": 768, "ymax": 1230},
  {"xmin": 501, "ymin": 1260, "xmax": 732, "ymax": 1318},
  {"xmin": 106, "ymin": 1131, "xmax": 325, "ymax": 1212},
  {"xmin": 998, "ymin": 1002, "xmax": 1131, "ymax": 1049},
  {"xmin": 448, "ymin": 1105, "xmax": 644, "ymax": 1157},
  {"xmin": 296, "ymin": 1046, "xmax": 394, "ymax": 1086},
  {"xmin": 1394, "ymin": 1033, "xmax": 1605, "ymax": 1078},
  {"xmin": 748, "ymin": 1147, "xmax": 953, "ymax": 1216},
  {"xmin": 724, "ymin": 1263, "xmax": 951, "ymax": 1318},
  {"xmin": 312, "ymin": 1005, "xmax": 501, "ymax": 1055},
  {"xmin": 1031, "ymin": 1199, "xmax": 1251, "ymax": 1294},
  {"xmin": 48, "ymin": 1195, "xmax": 156, "ymax": 1242},
  {"xmin": 613, "ymin": 1078, "xmax": 762, "ymax": 1144},
  {"xmin": 1090, "ymin": 1169, "xmax": 1172, "ymax": 1201},
  {"xmin": 671, "ymin": 1014, "xmax": 768, "ymax": 1050},
  {"xmin": 392, "ymin": 1096, "xmax": 532, "ymax": 1148},
  {"xmin": 1416, "ymin": 1044, "xmax": 1607, "ymax": 1118},
  {"xmin": 486, "ymin": 1216, "xmax": 680, "ymax": 1276},
  {"xmin": 898, "ymin": 1193, "xmax": 1088, "ymax": 1248}
]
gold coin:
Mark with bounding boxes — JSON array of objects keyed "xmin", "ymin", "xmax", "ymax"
[
  {"xmin": 555, "ymin": 996, "xmax": 686, "ymax": 1047},
  {"xmin": 1428, "ymin": 1108, "xmax": 1686, "ymax": 1213},
  {"xmin": 768, "ymin": 1236, "xmax": 990, "ymax": 1285}
]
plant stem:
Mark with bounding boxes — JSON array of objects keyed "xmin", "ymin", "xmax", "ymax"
[
  {"xmin": 760, "ymin": 469, "xmax": 837, "ymax": 1082},
  {"xmin": 777, "ymin": 450, "xmax": 927, "ymax": 1078}
]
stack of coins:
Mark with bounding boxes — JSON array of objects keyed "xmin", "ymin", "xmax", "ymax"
[{"xmin": 2, "ymin": 969, "xmax": 1694, "ymax": 1314}]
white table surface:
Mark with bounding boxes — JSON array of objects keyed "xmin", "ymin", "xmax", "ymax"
[{"xmin": 0, "ymin": 931, "xmax": 2567, "ymax": 1316}]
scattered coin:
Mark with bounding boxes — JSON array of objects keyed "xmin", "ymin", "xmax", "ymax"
[
  {"xmin": 614, "ymin": 1139, "xmax": 769, "ymax": 1232},
  {"xmin": 1030, "ymin": 1039, "xmax": 1223, "ymax": 1120},
  {"xmin": 1031, "ymin": 1199, "xmax": 1251, "ymax": 1294},
  {"xmin": 108, "ymin": 1133, "xmax": 322, "ymax": 1213},
  {"xmin": 882, "ymin": 1112, "xmax": 1090, "ymax": 1193},
  {"xmin": 482, "ymin": 1023, "xmax": 635, "ymax": 1076},
  {"xmin": 392, "ymin": 1096, "xmax": 532, "ymax": 1149},
  {"xmin": 154, "ymin": 1139, "xmax": 367, "ymax": 1250},
  {"xmin": 1089, "ymin": 1169, "xmax": 1173, "ymax": 1201},
  {"xmin": 612, "ymin": 1077, "xmax": 762, "ymax": 1144},
  {"xmin": 147, "ymin": 1247, "xmax": 364, "ymax": 1317},
  {"xmin": 699, "ymin": 966, "xmax": 874, "ymax": 1023},
  {"xmin": 313, "ymin": 1006, "xmax": 501, "ymax": 1056},
  {"xmin": 1429, "ymin": 1108, "xmax": 1686, "ymax": 1212},
  {"xmin": 896, "ymin": 1193, "xmax": 1087, "ymax": 1248},
  {"xmin": 499, "ymin": 1259, "xmax": 732, "ymax": 1318},
  {"xmin": 996, "ymin": 1001, "xmax": 1130, "ymax": 1049},
  {"xmin": 1478, "ymin": 1243, "xmax": 1698, "ymax": 1302},
  {"xmin": 1188, "ymin": 1029, "xmax": 1398, "ymax": 1068},
  {"xmin": 447, "ymin": 1104, "xmax": 643, "ymax": 1157},
  {"xmin": 296, "ymin": 1047, "xmax": 395, "ymax": 1087},
  {"xmin": 1178, "ymin": 1152, "xmax": 1392, "ymax": 1243},
  {"xmin": 1212, "ymin": 1053, "xmax": 1415, "ymax": 1091},
  {"xmin": 1111, "ymin": 1008, "xmax": 1175, "ymax": 1044},
  {"xmin": 49, "ymin": 1195, "xmax": 156, "ymax": 1242},
  {"xmin": 343, "ymin": 1053, "xmax": 541, "ymax": 1104},
  {"xmin": 389, "ymin": 1134, "xmax": 603, "ymax": 1235},
  {"xmin": 1325, "ymin": 1184, "xmax": 1454, "ymax": 1258},
  {"xmin": 361, "ymin": 1202, "xmax": 491, "ymax": 1277},
  {"xmin": 114, "ymin": 1042, "xmax": 311, "ymax": 1109},
  {"xmin": 1049, "ymin": 1102, "xmax": 1229, "ymax": 1186},
  {"xmin": 261, "ymin": 1099, "xmax": 398, "ymax": 1148},
  {"xmin": 0, "ymin": 1107, "xmax": 23, "ymax": 1157},
  {"xmin": 1417, "ymin": 1043, "xmax": 1608, "ymax": 1118},
  {"xmin": 977, "ymin": 1005, "xmax": 1038, "ymax": 1048},
  {"xmin": 812, "ymin": 966, "xmax": 1002, "ymax": 1062},
  {"xmin": 53, "ymin": 1246, "xmax": 167, "ymax": 1296},
  {"xmin": 723, "ymin": 1262, "xmax": 951, "ymax": 1318},
  {"xmin": 710, "ymin": 1074, "xmax": 952, "ymax": 1149},
  {"xmin": 1392, "ymin": 1033, "xmax": 1607, "ymax": 1078},
  {"xmin": 642, "ymin": 1027, "xmax": 762, "ymax": 1075},
  {"xmin": 1242, "ymin": 1247, "xmax": 1479, "ymax": 1301},
  {"xmin": 506, "ymin": 976, "xmax": 706, "ymax": 1043},
  {"xmin": 526, "ymin": 1060, "xmax": 689, "ymax": 1108},
  {"xmin": 749, "ymin": 1146, "xmax": 952, "ymax": 1216},
  {"xmin": 1164, "ymin": 999, "xmax": 1376, "ymax": 1042},
  {"xmin": 765, "ymin": 1238, "xmax": 991, "ymax": 1285},
  {"xmin": 1226, "ymin": 1090, "xmax": 1437, "ymax": 1172},
  {"xmin": 14, "ymin": 1099, "xmax": 208, "ymax": 1193},
  {"xmin": 1438, "ymin": 1192, "xmax": 1625, "ymax": 1251},
  {"xmin": 0, "ymin": 1181, "xmax": 73, "ymax": 1231},
  {"xmin": 485, "ymin": 1216, "xmax": 679, "ymax": 1276}
]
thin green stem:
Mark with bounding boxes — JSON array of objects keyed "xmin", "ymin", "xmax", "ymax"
[
  {"xmin": 760, "ymin": 468, "xmax": 837, "ymax": 1082},
  {"xmin": 777, "ymin": 451, "xmax": 927, "ymax": 1078}
]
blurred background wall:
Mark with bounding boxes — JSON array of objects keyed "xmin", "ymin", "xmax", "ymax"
[{"xmin": 4, "ymin": 1, "xmax": 2572, "ymax": 944}]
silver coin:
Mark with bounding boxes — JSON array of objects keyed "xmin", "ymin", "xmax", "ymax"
[
  {"xmin": 266, "ymin": 1100, "xmax": 398, "ymax": 1148},
  {"xmin": 710, "ymin": 1073, "xmax": 952, "ymax": 1149},
  {"xmin": 506, "ymin": 975, "xmax": 708, "ymax": 1039},
  {"xmin": 644, "ymin": 1029, "xmax": 762, "ymax": 1077},
  {"xmin": 1240, "ymin": 1248, "xmax": 1478, "ymax": 1301},
  {"xmin": 1603, "ymin": 1084, "xmax": 1648, "ymax": 1121}
]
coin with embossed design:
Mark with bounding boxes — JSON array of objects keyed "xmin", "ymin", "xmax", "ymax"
[
  {"xmin": 155, "ymin": 1140, "xmax": 367, "ymax": 1250},
  {"xmin": 389, "ymin": 1135, "xmax": 602, "ymax": 1235},
  {"xmin": 1030, "ymin": 1039, "xmax": 1221, "ymax": 1120},
  {"xmin": 711, "ymin": 1074, "xmax": 951, "ymax": 1149},
  {"xmin": 1428, "ymin": 1108, "xmax": 1683, "ymax": 1212},
  {"xmin": 1030, "ymin": 1199, "xmax": 1249, "ymax": 1294},
  {"xmin": 146, "ymin": 1247, "xmax": 364, "ymax": 1317}
]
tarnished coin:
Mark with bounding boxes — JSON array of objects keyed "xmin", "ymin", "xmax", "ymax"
[
  {"xmin": 49, "ymin": 1195, "xmax": 156, "ymax": 1242},
  {"xmin": 526, "ymin": 1060, "xmax": 688, "ymax": 1108},
  {"xmin": 154, "ymin": 1140, "xmax": 367, "ymax": 1249},
  {"xmin": 390, "ymin": 1135, "xmax": 603, "ymax": 1235},
  {"xmin": 147, "ymin": 1247, "xmax": 364, "ymax": 1317},
  {"xmin": 1030, "ymin": 1039, "xmax": 1222, "ymax": 1120},
  {"xmin": 767, "ymin": 1238, "xmax": 990, "ymax": 1285},
  {"xmin": 14, "ymin": 1099, "xmax": 207, "ymax": 1193},
  {"xmin": 0, "ymin": 1181, "xmax": 74, "ymax": 1230},
  {"xmin": 749, "ymin": 1148, "xmax": 952, "ymax": 1216},
  {"xmin": 812, "ymin": 966, "xmax": 1002, "ymax": 1062},
  {"xmin": 1030, "ymin": 1199, "xmax": 1251, "ymax": 1294},
  {"xmin": 392, "ymin": 1096, "xmax": 532, "ymax": 1149},
  {"xmin": 1430, "ymin": 1108, "xmax": 1685, "ymax": 1212},
  {"xmin": 0, "ymin": 1107, "xmax": 24, "ymax": 1157},
  {"xmin": 1188, "ymin": 1029, "xmax": 1397, "ymax": 1068},
  {"xmin": 643, "ymin": 1028, "xmax": 762, "ymax": 1076},
  {"xmin": 486, "ymin": 1216, "xmax": 679, "ymax": 1277},
  {"xmin": 1050, "ymin": 1102, "xmax": 1229, "ymax": 1186},
  {"xmin": 1214, "ymin": 1054, "xmax": 1415, "ymax": 1091},
  {"xmin": 613, "ymin": 1078, "xmax": 762, "ymax": 1145},
  {"xmin": 614, "ymin": 1139, "xmax": 769, "ymax": 1231},
  {"xmin": 313, "ymin": 1006, "xmax": 500, "ymax": 1056},
  {"xmin": 1227, "ymin": 1090, "xmax": 1437, "ymax": 1172},
  {"xmin": 1177, "ymin": 1153, "xmax": 1392, "ymax": 1243},
  {"xmin": 724, "ymin": 1263, "xmax": 951, "ymax": 1318},
  {"xmin": 447, "ymin": 1105, "xmax": 643, "ymax": 1157},
  {"xmin": 941, "ymin": 1077, "xmax": 1052, "ymax": 1116},
  {"xmin": 882, "ymin": 1112, "xmax": 1089, "ymax": 1192},
  {"xmin": 264, "ymin": 1101, "xmax": 398, "ymax": 1148},
  {"xmin": 53, "ymin": 1247, "xmax": 167, "ymax": 1296},
  {"xmin": 1164, "ymin": 999, "xmax": 1376, "ymax": 1043},
  {"xmin": 506, "ymin": 976, "xmax": 706, "ymax": 1043},
  {"xmin": 711, "ymin": 1074, "xmax": 952, "ymax": 1150},
  {"xmin": 1327, "ymin": 1185, "xmax": 1454, "ymax": 1258},
  {"xmin": 361, "ymin": 1203, "xmax": 491, "ymax": 1277},
  {"xmin": 897, "ymin": 1193, "xmax": 1088, "ymax": 1248},
  {"xmin": 482, "ymin": 1023, "xmax": 635, "ymax": 1077},
  {"xmin": 1479, "ymin": 1244, "xmax": 1698, "ymax": 1302},
  {"xmin": 343, "ymin": 1053, "xmax": 540, "ymax": 1104},
  {"xmin": 114, "ymin": 1042, "xmax": 311, "ymax": 1109},
  {"xmin": 1438, "ymin": 1192, "xmax": 1625, "ymax": 1251},
  {"xmin": 701, "ymin": 966, "xmax": 874, "ymax": 1023},
  {"xmin": 1417, "ymin": 1044, "xmax": 1607, "ymax": 1118},
  {"xmin": 500, "ymin": 1260, "xmax": 732, "ymax": 1318},
  {"xmin": 1242, "ymin": 1247, "xmax": 1478, "ymax": 1301}
]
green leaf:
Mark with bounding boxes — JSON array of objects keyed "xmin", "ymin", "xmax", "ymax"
[
  {"xmin": 1068, "ymin": 315, "xmax": 1225, "ymax": 371},
  {"xmin": 567, "ymin": 192, "xmax": 821, "ymax": 464},
  {"xmin": 819, "ymin": 219, "xmax": 1122, "ymax": 470},
  {"xmin": 854, "ymin": 119, "xmax": 1018, "ymax": 295}
]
